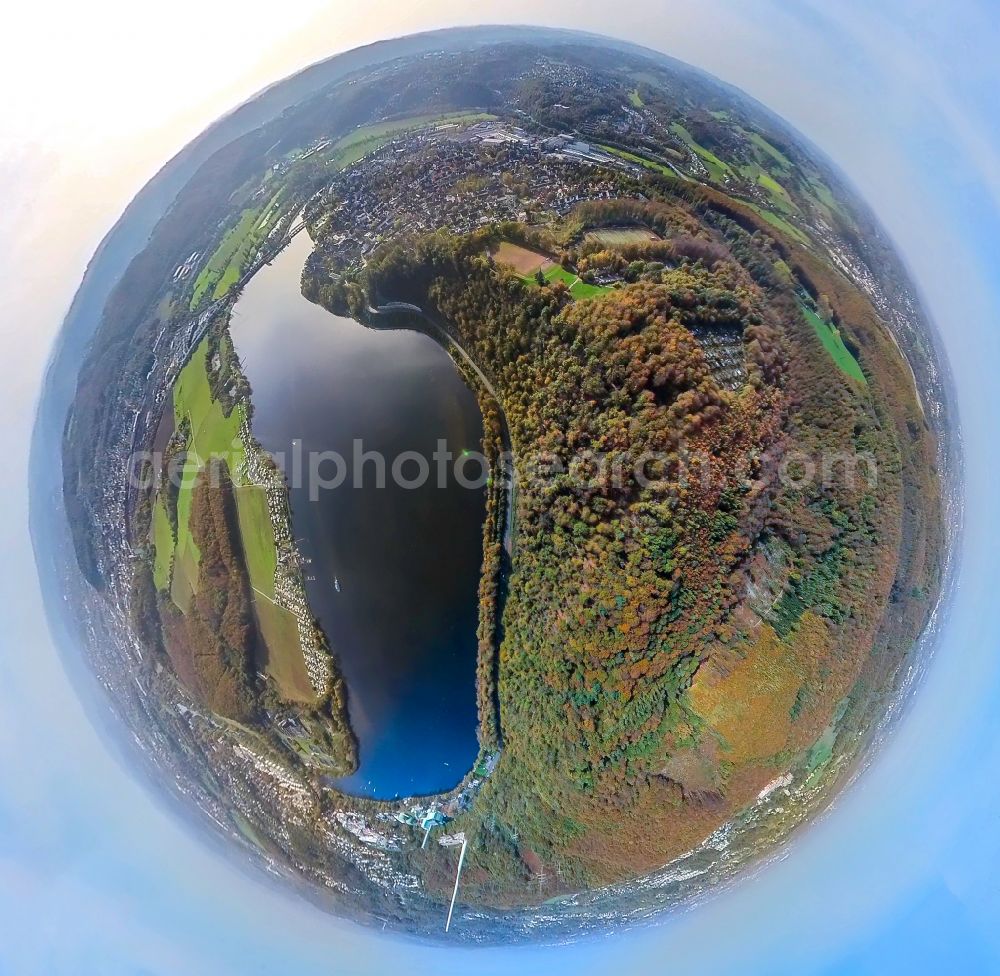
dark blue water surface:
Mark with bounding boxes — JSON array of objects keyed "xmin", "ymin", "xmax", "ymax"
[{"xmin": 230, "ymin": 231, "xmax": 483, "ymax": 798}]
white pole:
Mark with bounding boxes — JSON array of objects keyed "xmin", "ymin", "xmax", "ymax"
[{"xmin": 445, "ymin": 839, "xmax": 468, "ymax": 933}]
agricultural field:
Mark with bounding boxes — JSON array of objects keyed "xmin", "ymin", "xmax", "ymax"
[
  {"xmin": 670, "ymin": 121, "xmax": 735, "ymax": 183},
  {"xmin": 149, "ymin": 333, "xmax": 314, "ymax": 702},
  {"xmin": 739, "ymin": 162, "xmax": 796, "ymax": 214},
  {"xmin": 628, "ymin": 88, "xmax": 644, "ymax": 108},
  {"xmin": 189, "ymin": 190, "xmax": 286, "ymax": 308},
  {"xmin": 492, "ymin": 241, "xmax": 553, "ymax": 275},
  {"xmin": 746, "ymin": 202, "xmax": 811, "ymax": 246},
  {"xmin": 586, "ymin": 226, "xmax": 661, "ymax": 248},
  {"xmin": 151, "ymin": 495, "xmax": 174, "ymax": 591},
  {"xmin": 746, "ymin": 130, "xmax": 793, "ymax": 170},
  {"xmin": 232, "ymin": 481, "xmax": 315, "ymax": 703}
]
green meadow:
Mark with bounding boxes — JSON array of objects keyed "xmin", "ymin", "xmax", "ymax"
[
  {"xmin": 189, "ymin": 190, "xmax": 286, "ymax": 308},
  {"xmin": 670, "ymin": 122, "xmax": 735, "ymax": 183},
  {"xmin": 519, "ymin": 263, "xmax": 613, "ymax": 300},
  {"xmin": 151, "ymin": 494, "xmax": 174, "ymax": 592},
  {"xmin": 800, "ymin": 303, "xmax": 866, "ymax": 384}
]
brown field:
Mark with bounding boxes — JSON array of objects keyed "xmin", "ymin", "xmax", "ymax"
[
  {"xmin": 254, "ymin": 598, "xmax": 316, "ymax": 703},
  {"xmin": 586, "ymin": 226, "xmax": 662, "ymax": 248},
  {"xmin": 170, "ymin": 545, "xmax": 198, "ymax": 614},
  {"xmin": 493, "ymin": 241, "xmax": 553, "ymax": 275}
]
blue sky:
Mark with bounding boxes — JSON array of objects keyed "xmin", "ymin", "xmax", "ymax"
[{"xmin": 2, "ymin": 0, "xmax": 1000, "ymax": 972}]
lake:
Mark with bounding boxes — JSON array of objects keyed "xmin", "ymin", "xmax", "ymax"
[{"xmin": 230, "ymin": 230, "xmax": 484, "ymax": 799}]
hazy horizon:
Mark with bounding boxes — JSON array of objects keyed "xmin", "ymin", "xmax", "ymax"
[{"xmin": 3, "ymin": 2, "xmax": 1000, "ymax": 972}]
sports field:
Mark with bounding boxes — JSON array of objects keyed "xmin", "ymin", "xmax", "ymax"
[
  {"xmin": 492, "ymin": 241, "xmax": 553, "ymax": 275},
  {"xmin": 586, "ymin": 226, "xmax": 661, "ymax": 248}
]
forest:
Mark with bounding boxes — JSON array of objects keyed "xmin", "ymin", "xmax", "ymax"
[
  {"xmin": 305, "ymin": 178, "xmax": 940, "ymax": 900},
  {"xmin": 158, "ymin": 459, "xmax": 259, "ymax": 722}
]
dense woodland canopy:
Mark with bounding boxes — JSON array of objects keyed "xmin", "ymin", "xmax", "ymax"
[{"xmin": 305, "ymin": 182, "xmax": 939, "ymax": 897}]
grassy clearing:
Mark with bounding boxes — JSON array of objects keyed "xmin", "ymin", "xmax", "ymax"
[
  {"xmin": 747, "ymin": 130, "xmax": 793, "ymax": 170},
  {"xmin": 495, "ymin": 242, "xmax": 612, "ymax": 297},
  {"xmin": 151, "ymin": 495, "xmax": 175, "ymax": 591},
  {"xmin": 745, "ymin": 202, "xmax": 811, "ymax": 246},
  {"xmin": 773, "ymin": 258, "xmax": 794, "ymax": 284},
  {"xmin": 493, "ymin": 241, "xmax": 553, "ymax": 275},
  {"xmin": 804, "ymin": 698, "xmax": 850, "ymax": 782},
  {"xmin": 800, "ymin": 303, "xmax": 866, "ymax": 384},
  {"xmin": 517, "ymin": 263, "xmax": 613, "ymax": 300},
  {"xmin": 628, "ymin": 88, "xmax": 644, "ymax": 108},
  {"xmin": 538, "ymin": 265, "xmax": 578, "ymax": 287},
  {"xmin": 670, "ymin": 122, "xmax": 735, "ymax": 183},
  {"xmin": 690, "ymin": 623, "xmax": 805, "ymax": 765},
  {"xmin": 569, "ymin": 279, "xmax": 611, "ymax": 299},
  {"xmin": 586, "ymin": 226, "xmax": 661, "ymax": 247}
]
